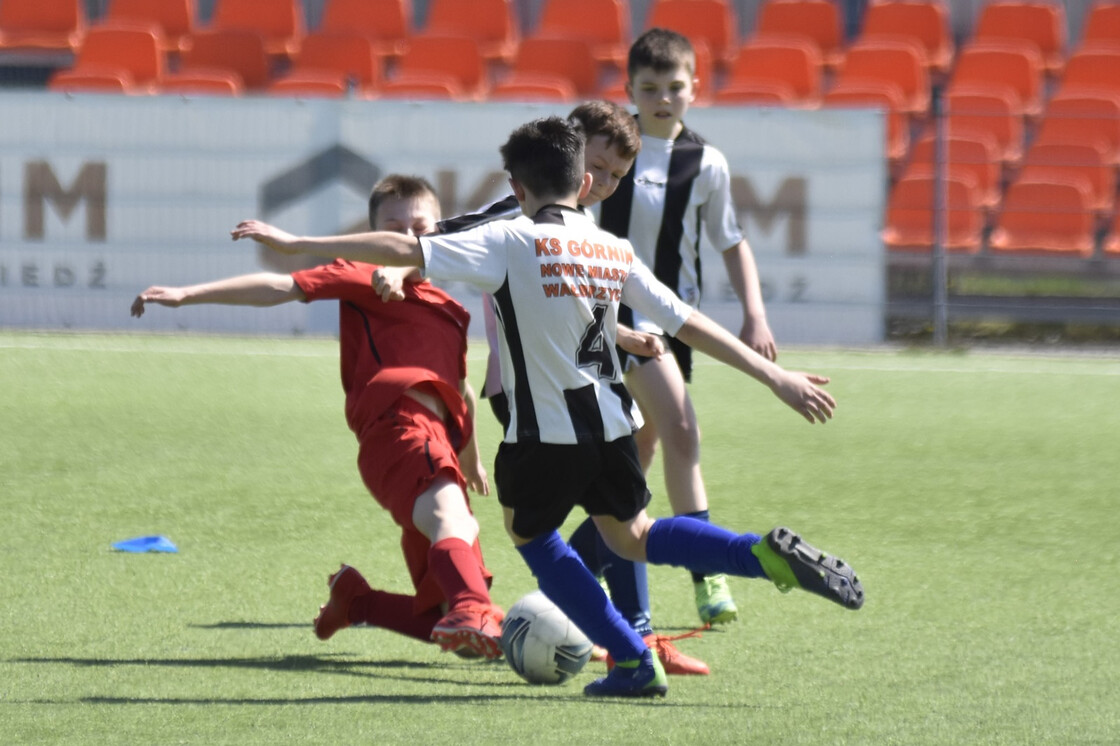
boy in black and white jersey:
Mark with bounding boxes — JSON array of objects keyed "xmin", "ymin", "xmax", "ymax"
[
  {"xmin": 598, "ymin": 28, "xmax": 778, "ymax": 625},
  {"xmin": 232, "ymin": 116, "xmax": 864, "ymax": 698}
]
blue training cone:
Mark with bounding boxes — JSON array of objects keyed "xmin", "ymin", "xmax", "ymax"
[{"xmin": 112, "ymin": 535, "xmax": 178, "ymax": 553}]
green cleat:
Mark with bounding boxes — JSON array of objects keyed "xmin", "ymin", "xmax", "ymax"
[
  {"xmin": 752, "ymin": 527, "xmax": 865, "ymax": 610},
  {"xmin": 584, "ymin": 650, "xmax": 668, "ymax": 698},
  {"xmin": 694, "ymin": 573, "xmax": 739, "ymax": 625}
]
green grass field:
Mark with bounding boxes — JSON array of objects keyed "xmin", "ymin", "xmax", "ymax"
[{"xmin": 2, "ymin": 331, "xmax": 1118, "ymax": 745}]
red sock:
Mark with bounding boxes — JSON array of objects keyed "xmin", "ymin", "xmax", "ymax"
[
  {"xmin": 428, "ymin": 537, "xmax": 491, "ymax": 611},
  {"xmin": 349, "ymin": 590, "xmax": 442, "ymax": 642}
]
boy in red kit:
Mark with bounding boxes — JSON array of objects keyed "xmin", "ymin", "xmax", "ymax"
[{"xmin": 130, "ymin": 175, "xmax": 505, "ymax": 659}]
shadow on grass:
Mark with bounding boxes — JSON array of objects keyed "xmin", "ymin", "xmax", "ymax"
[
  {"xmin": 70, "ymin": 693, "xmax": 702, "ymax": 706},
  {"xmin": 189, "ymin": 621, "xmax": 310, "ymax": 630}
]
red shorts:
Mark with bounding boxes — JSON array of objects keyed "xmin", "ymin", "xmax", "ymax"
[{"xmin": 357, "ymin": 395, "xmax": 491, "ymax": 613}]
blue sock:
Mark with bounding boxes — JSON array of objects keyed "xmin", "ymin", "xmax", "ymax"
[
  {"xmin": 569, "ymin": 517, "xmax": 652, "ymax": 637},
  {"xmin": 517, "ymin": 530, "xmax": 646, "ymax": 662},
  {"xmin": 567, "ymin": 517, "xmax": 603, "ymax": 575},
  {"xmin": 683, "ymin": 510, "xmax": 711, "ymax": 584},
  {"xmin": 645, "ymin": 516, "xmax": 765, "ymax": 578}
]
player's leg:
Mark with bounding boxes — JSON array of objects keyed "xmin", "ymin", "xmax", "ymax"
[
  {"xmin": 496, "ymin": 440, "xmax": 667, "ymax": 697},
  {"xmin": 625, "ymin": 353, "xmax": 738, "ymax": 624},
  {"xmin": 594, "ymin": 513, "xmax": 865, "ymax": 611},
  {"xmin": 414, "ymin": 474, "xmax": 504, "ymax": 659},
  {"xmin": 314, "ymin": 563, "xmax": 443, "ymax": 642}
]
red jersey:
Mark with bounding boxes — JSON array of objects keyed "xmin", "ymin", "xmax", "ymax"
[{"xmin": 291, "ymin": 260, "xmax": 472, "ymax": 445}]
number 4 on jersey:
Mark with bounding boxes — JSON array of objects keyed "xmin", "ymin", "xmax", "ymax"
[{"xmin": 576, "ymin": 304, "xmax": 615, "ymax": 380}]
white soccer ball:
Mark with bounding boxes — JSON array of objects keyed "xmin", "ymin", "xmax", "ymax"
[{"xmin": 500, "ymin": 590, "xmax": 593, "ymax": 685}]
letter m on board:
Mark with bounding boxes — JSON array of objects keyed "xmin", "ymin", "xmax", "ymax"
[{"xmin": 24, "ymin": 161, "xmax": 108, "ymax": 241}]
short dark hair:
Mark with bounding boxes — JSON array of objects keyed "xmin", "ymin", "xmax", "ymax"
[
  {"xmin": 499, "ymin": 117, "xmax": 585, "ymax": 200},
  {"xmin": 368, "ymin": 174, "xmax": 439, "ymax": 230},
  {"xmin": 628, "ymin": 28, "xmax": 696, "ymax": 79},
  {"xmin": 568, "ymin": 100, "xmax": 641, "ymax": 161}
]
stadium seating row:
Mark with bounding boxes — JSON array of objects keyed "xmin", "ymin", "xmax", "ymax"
[{"xmin": 7, "ymin": 0, "xmax": 1120, "ymax": 258}]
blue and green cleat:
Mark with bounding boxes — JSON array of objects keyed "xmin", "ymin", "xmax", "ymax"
[
  {"xmin": 694, "ymin": 573, "xmax": 739, "ymax": 625},
  {"xmin": 752, "ymin": 527, "xmax": 864, "ymax": 610},
  {"xmin": 584, "ymin": 649, "xmax": 668, "ymax": 698}
]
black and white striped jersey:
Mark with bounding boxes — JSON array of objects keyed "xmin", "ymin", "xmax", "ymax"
[
  {"xmin": 599, "ymin": 126, "xmax": 744, "ymax": 335},
  {"xmin": 420, "ymin": 204, "xmax": 692, "ymax": 445}
]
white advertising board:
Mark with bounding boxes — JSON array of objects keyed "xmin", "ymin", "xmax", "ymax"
[{"xmin": 0, "ymin": 93, "xmax": 884, "ymax": 343}]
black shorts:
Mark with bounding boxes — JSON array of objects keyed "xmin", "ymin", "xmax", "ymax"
[
  {"xmin": 495, "ymin": 437, "xmax": 652, "ymax": 539},
  {"xmin": 617, "ymin": 334, "xmax": 694, "ymax": 383}
]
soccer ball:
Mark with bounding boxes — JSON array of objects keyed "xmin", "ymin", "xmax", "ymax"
[{"xmin": 500, "ymin": 591, "xmax": 593, "ymax": 685}]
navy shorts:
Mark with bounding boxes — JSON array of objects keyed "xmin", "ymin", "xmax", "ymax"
[{"xmin": 495, "ymin": 436, "xmax": 652, "ymax": 539}]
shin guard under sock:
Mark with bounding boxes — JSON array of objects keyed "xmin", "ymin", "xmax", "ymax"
[
  {"xmin": 646, "ymin": 516, "xmax": 765, "ymax": 579},
  {"xmin": 428, "ymin": 537, "xmax": 491, "ymax": 611},
  {"xmin": 517, "ymin": 530, "xmax": 646, "ymax": 661}
]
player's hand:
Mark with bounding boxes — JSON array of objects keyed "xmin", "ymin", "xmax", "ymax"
[
  {"xmin": 741, "ymin": 315, "xmax": 777, "ymax": 362},
  {"xmin": 131, "ymin": 286, "xmax": 186, "ymax": 317},
  {"xmin": 372, "ymin": 267, "xmax": 407, "ymax": 302},
  {"xmin": 462, "ymin": 457, "xmax": 490, "ymax": 496},
  {"xmin": 772, "ymin": 371, "xmax": 835, "ymax": 424},
  {"xmin": 617, "ymin": 327, "xmax": 664, "ymax": 359},
  {"xmin": 231, "ymin": 220, "xmax": 299, "ymax": 254}
]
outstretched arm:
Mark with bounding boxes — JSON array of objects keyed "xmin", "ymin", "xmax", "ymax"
[
  {"xmin": 231, "ymin": 220, "xmax": 423, "ymax": 267},
  {"xmin": 674, "ymin": 310, "xmax": 834, "ymax": 424},
  {"xmin": 722, "ymin": 240, "xmax": 777, "ymax": 361},
  {"xmin": 131, "ymin": 272, "xmax": 303, "ymax": 317}
]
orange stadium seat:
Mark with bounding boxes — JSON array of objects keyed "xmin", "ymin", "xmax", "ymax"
[
  {"xmin": 490, "ymin": 74, "xmax": 578, "ymax": 102},
  {"xmin": 989, "ymin": 177, "xmax": 1096, "ymax": 256},
  {"xmin": 268, "ymin": 76, "xmax": 347, "ymax": 97},
  {"xmin": 1055, "ymin": 45, "xmax": 1120, "ymax": 100},
  {"xmin": 534, "ymin": 0, "xmax": 630, "ymax": 72},
  {"xmin": 859, "ymin": 0, "xmax": 954, "ymax": 76},
  {"xmin": 379, "ymin": 73, "xmax": 465, "ymax": 100},
  {"xmin": 722, "ymin": 36, "xmax": 823, "ymax": 106},
  {"xmin": 55, "ymin": 23, "xmax": 164, "ymax": 91},
  {"xmin": 105, "ymin": 0, "xmax": 196, "ymax": 54},
  {"xmin": 713, "ymin": 79, "xmax": 798, "ymax": 105},
  {"xmin": 270, "ymin": 32, "xmax": 382, "ymax": 95},
  {"xmin": 317, "ymin": 0, "xmax": 411, "ymax": 59},
  {"xmin": 0, "ymin": 0, "xmax": 85, "ymax": 53},
  {"xmin": 1083, "ymin": 2, "xmax": 1120, "ymax": 49},
  {"xmin": 392, "ymin": 35, "xmax": 489, "ymax": 99},
  {"xmin": 836, "ymin": 38, "xmax": 930, "ymax": 116},
  {"xmin": 209, "ymin": 0, "xmax": 303, "ymax": 59},
  {"xmin": 1019, "ymin": 141, "xmax": 1116, "ymax": 215},
  {"xmin": 882, "ymin": 171, "xmax": 984, "ymax": 253},
  {"xmin": 823, "ymin": 80, "xmax": 910, "ymax": 163},
  {"xmin": 1033, "ymin": 92, "xmax": 1120, "ymax": 166},
  {"xmin": 173, "ymin": 28, "xmax": 271, "ymax": 90},
  {"xmin": 905, "ymin": 132, "xmax": 1002, "ymax": 212},
  {"xmin": 157, "ymin": 70, "xmax": 244, "ymax": 95},
  {"xmin": 504, "ymin": 36, "xmax": 602, "ymax": 97},
  {"xmin": 972, "ymin": 0, "xmax": 1066, "ymax": 75},
  {"xmin": 950, "ymin": 40, "xmax": 1045, "ymax": 118},
  {"xmin": 754, "ymin": 0, "xmax": 843, "ymax": 70},
  {"xmin": 422, "ymin": 0, "xmax": 518, "ymax": 63},
  {"xmin": 49, "ymin": 68, "xmax": 136, "ymax": 94},
  {"xmin": 647, "ymin": 0, "xmax": 738, "ymax": 67},
  {"xmin": 944, "ymin": 85, "xmax": 1026, "ymax": 165}
]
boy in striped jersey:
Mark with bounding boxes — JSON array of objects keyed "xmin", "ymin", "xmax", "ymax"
[
  {"xmin": 597, "ymin": 28, "xmax": 778, "ymax": 626},
  {"xmin": 232, "ymin": 116, "xmax": 864, "ymax": 698}
]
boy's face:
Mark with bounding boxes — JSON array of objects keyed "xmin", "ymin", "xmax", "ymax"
[
  {"xmin": 627, "ymin": 62, "xmax": 696, "ymax": 139},
  {"xmin": 579, "ymin": 133, "xmax": 635, "ymax": 206},
  {"xmin": 374, "ymin": 194, "xmax": 439, "ymax": 236}
]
